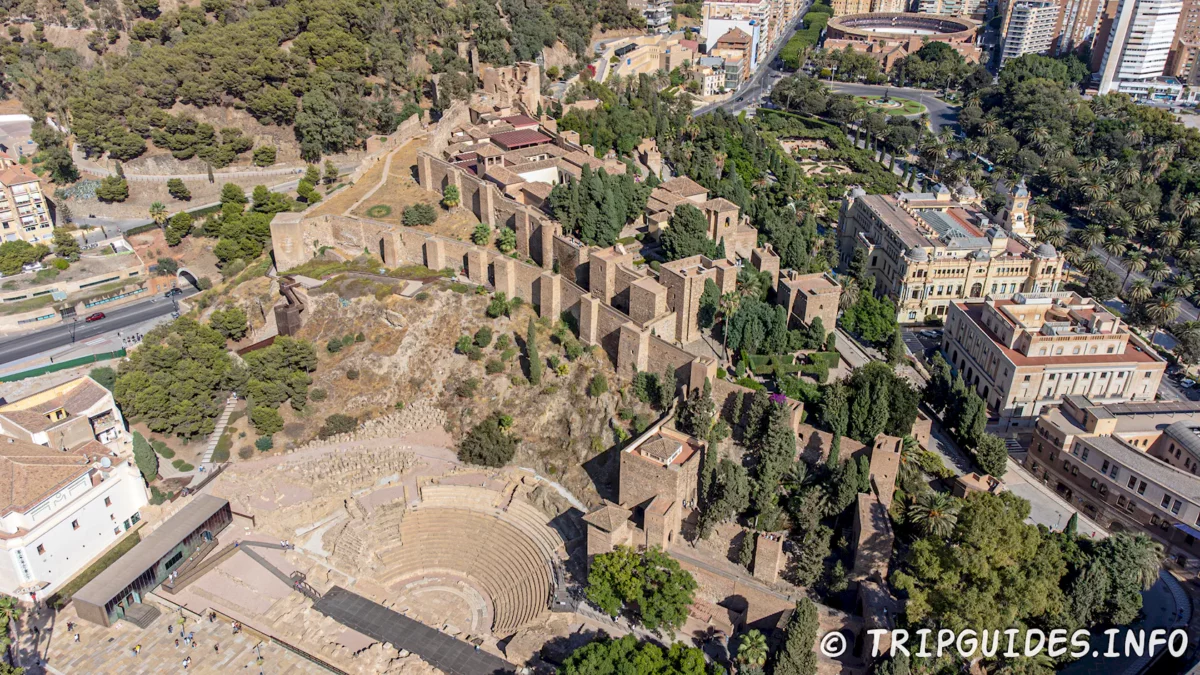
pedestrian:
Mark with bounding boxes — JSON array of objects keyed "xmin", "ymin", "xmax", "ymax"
[
  {"xmin": 175, "ymin": 639, "xmax": 180, "ymax": 649},
  {"xmin": 74, "ymin": 633, "xmax": 80, "ymax": 643},
  {"xmin": 169, "ymin": 624, "xmax": 173, "ymax": 634},
  {"xmin": 214, "ymin": 643, "xmax": 219, "ymax": 654}
]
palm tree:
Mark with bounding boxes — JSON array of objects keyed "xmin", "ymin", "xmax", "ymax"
[
  {"xmin": 0, "ymin": 595, "xmax": 20, "ymax": 652},
  {"xmin": 737, "ymin": 629, "xmax": 769, "ymax": 669},
  {"xmin": 149, "ymin": 202, "xmax": 168, "ymax": 228},
  {"xmin": 1127, "ymin": 278, "xmax": 1152, "ymax": 303},
  {"xmin": 1078, "ymin": 254, "xmax": 1103, "ymax": 275},
  {"xmin": 839, "ymin": 277, "xmax": 860, "ymax": 311},
  {"xmin": 1101, "ymin": 236, "xmax": 1127, "ymax": 264},
  {"xmin": 1146, "ymin": 259, "xmax": 1171, "ymax": 284},
  {"xmin": 1079, "ymin": 223, "xmax": 1106, "ymax": 249},
  {"xmin": 1168, "ymin": 274, "xmax": 1196, "ymax": 301},
  {"xmin": 1115, "ymin": 164, "xmax": 1141, "ymax": 187},
  {"xmin": 908, "ymin": 491, "xmax": 961, "ymax": 538},
  {"xmin": 1128, "ymin": 534, "xmax": 1165, "ymax": 590},
  {"xmin": 1125, "ymin": 194, "xmax": 1154, "ymax": 219},
  {"xmin": 1178, "ymin": 240, "xmax": 1200, "ymax": 265},
  {"xmin": 1147, "ymin": 291, "xmax": 1182, "ymax": 343},
  {"xmin": 1178, "ymin": 194, "xmax": 1200, "ymax": 226},
  {"xmin": 1158, "ymin": 221, "xmax": 1184, "ymax": 249},
  {"xmin": 719, "ymin": 292, "xmax": 741, "ymax": 361},
  {"xmin": 1123, "ymin": 250, "xmax": 1147, "ymax": 286}
]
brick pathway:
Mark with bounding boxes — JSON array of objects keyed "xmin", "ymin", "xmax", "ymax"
[{"xmin": 23, "ymin": 603, "xmax": 330, "ymax": 675}]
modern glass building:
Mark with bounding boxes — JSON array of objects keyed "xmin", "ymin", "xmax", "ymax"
[{"xmin": 73, "ymin": 495, "xmax": 231, "ymax": 627}]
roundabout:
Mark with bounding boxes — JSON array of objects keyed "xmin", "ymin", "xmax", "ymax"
[{"xmin": 856, "ymin": 95, "xmax": 927, "ymax": 116}]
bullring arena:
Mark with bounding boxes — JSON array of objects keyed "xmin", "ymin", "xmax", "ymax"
[{"xmin": 825, "ymin": 12, "xmax": 978, "ymax": 44}]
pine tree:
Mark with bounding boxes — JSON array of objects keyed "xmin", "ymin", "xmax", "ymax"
[
  {"xmin": 745, "ymin": 388, "xmax": 771, "ymax": 446},
  {"xmin": 658, "ymin": 366, "xmax": 676, "ymax": 410},
  {"xmin": 526, "ymin": 318, "xmax": 542, "ymax": 385},
  {"xmin": 752, "ymin": 403, "xmax": 797, "ymax": 514}
]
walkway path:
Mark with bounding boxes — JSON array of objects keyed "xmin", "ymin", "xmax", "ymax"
[
  {"xmin": 201, "ymin": 395, "xmax": 238, "ymax": 465},
  {"xmin": 313, "ymin": 586, "xmax": 512, "ymax": 675},
  {"xmin": 343, "ymin": 142, "xmax": 403, "ymax": 217}
]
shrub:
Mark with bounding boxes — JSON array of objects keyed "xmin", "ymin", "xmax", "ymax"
[
  {"xmin": 151, "ymin": 439, "xmax": 175, "ymax": 459},
  {"xmin": 510, "ymin": 374, "xmax": 528, "ymax": 386},
  {"xmin": 456, "ymin": 335, "xmax": 473, "ymax": 353},
  {"xmin": 466, "ymin": 345, "xmax": 484, "ymax": 361},
  {"xmin": 318, "ymin": 414, "xmax": 357, "ymax": 439},
  {"xmin": 238, "ymin": 446, "xmax": 255, "ymax": 460},
  {"xmin": 485, "ymin": 359, "xmax": 505, "ymax": 374},
  {"xmin": 346, "ymin": 369, "xmax": 360, "ymax": 380},
  {"xmin": 474, "ymin": 326, "xmax": 493, "ymax": 348},
  {"xmin": 327, "ymin": 339, "xmax": 343, "ymax": 354},
  {"xmin": 495, "ymin": 334, "xmax": 511, "ymax": 350},
  {"xmin": 342, "ymin": 334, "xmax": 356, "ymax": 347},
  {"xmin": 250, "ymin": 405, "xmax": 284, "ymax": 435},
  {"xmin": 167, "ymin": 178, "xmax": 191, "ymax": 201},
  {"xmin": 415, "ymin": 292, "xmax": 430, "ymax": 301},
  {"xmin": 198, "ymin": 277, "xmax": 213, "ymax": 290},
  {"xmin": 252, "ymin": 145, "xmax": 277, "ymax": 167},
  {"xmin": 90, "ymin": 366, "xmax": 117, "ymax": 391},
  {"xmin": 310, "ymin": 388, "xmax": 327, "ymax": 402},
  {"xmin": 500, "ymin": 347, "xmax": 517, "ymax": 362},
  {"xmin": 402, "ymin": 203, "xmax": 437, "ymax": 226},
  {"xmin": 450, "ymin": 282, "xmax": 469, "ymax": 293},
  {"xmin": 255, "ymin": 436, "xmax": 274, "ymax": 452},
  {"xmin": 132, "ymin": 432, "xmax": 158, "ymax": 483},
  {"xmin": 456, "ymin": 378, "xmax": 480, "ymax": 397},
  {"xmin": 458, "ymin": 412, "xmax": 518, "ymax": 467},
  {"xmin": 52, "ymin": 258, "xmax": 69, "ymax": 270},
  {"xmin": 211, "ymin": 442, "xmax": 230, "ymax": 462},
  {"xmin": 563, "ymin": 339, "xmax": 583, "ymax": 361},
  {"xmin": 589, "ymin": 374, "xmax": 609, "ymax": 397},
  {"xmin": 355, "ymin": 332, "xmax": 365, "ymax": 342},
  {"xmin": 171, "ymin": 459, "xmax": 195, "ymax": 471},
  {"xmin": 471, "ymin": 222, "xmax": 491, "ymax": 245},
  {"xmin": 486, "ymin": 292, "xmax": 515, "ymax": 318}
]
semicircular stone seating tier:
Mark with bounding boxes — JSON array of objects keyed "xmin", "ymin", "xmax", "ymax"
[{"xmin": 370, "ymin": 484, "xmax": 566, "ymax": 637}]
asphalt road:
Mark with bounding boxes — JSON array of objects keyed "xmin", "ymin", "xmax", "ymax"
[
  {"xmin": 1090, "ymin": 246, "xmax": 1200, "ymax": 322},
  {"xmin": 0, "ymin": 288, "xmax": 197, "ymax": 365},
  {"xmin": 695, "ymin": 3, "xmax": 812, "ymax": 117},
  {"xmin": 828, "ymin": 82, "xmax": 961, "ymax": 133}
]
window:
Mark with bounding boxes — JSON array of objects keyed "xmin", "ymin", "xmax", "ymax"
[
  {"xmin": 1128, "ymin": 475, "xmax": 1138, "ymax": 489},
  {"xmin": 1139, "ymin": 481, "xmax": 1147, "ymax": 495},
  {"xmin": 1145, "ymin": 372, "xmax": 1152, "ymax": 378},
  {"xmin": 1084, "ymin": 372, "xmax": 1091, "ymax": 379},
  {"xmin": 1024, "ymin": 375, "xmax": 1031, "ymax": 382},
  {"xmin": 1173, "ymin": 500, "xmax": 1183, "ymax": 515},
  {"xmin": 1118, "ymin": 495, "xmax": 1127, "ymax": 507},
  {"xmin": 104, "ymin": 497, "xmax": 111, "ymax": 507},
  {"xmin": 1109, "ymin": 465, "xmax": 1119, "ymax": 479},
  {"xmin": 1049, "ymin": 374, "xmax": 1057, "ymax": 381},
  {"xmin": 1101, "ymin": 372, "xmax": 1109, "ymax": 378},
  {"xmin": 36, "ymin": 545, "xmax": 44, "ymax": 555},
  {"xmin": 113, "ymin": 527, "xmax": 121, "ymax": 536},
  {"xmin": 1082, "ymin": 448, "xmax": 1089, "ymax": 461},
  {"xmin": 1162, "ymin": 494, "xmax": 1173, "ymax": 509},
  {"xmin": 71, "ymin": 520, "xmax": 79, "ymax": 530},
  {"xmin": 1090, "ymin": 478, "xmax": 1098, "ymax": 489},
  {"xmin": 1071, "ymin": 465, "xmax": 1079, "ymax": 476},
  {"xmin": 1101, "ymin": 460, "xmax": 1109, "ymax": 473},
  {"xmin": 1066, "ymin": 373, "xmax": 1074, "ymax": 380}
]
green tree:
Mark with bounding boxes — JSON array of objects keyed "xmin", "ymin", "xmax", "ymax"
[
  {"xmin": 907, "ymin": 491, "xmax": 961, "ymax": 538},
  {"xmin": 738, "ymin": 531, "xmax": 756, "ymax": 569},
  {"xmin": 751, "ymin": 402, "xmax": 797, "ymax": 514},
  {"xmin": 698, "ymin": 278, "xmax": 720, "ymax": 329},
  {"xmin": 209, "ymin": 306, "xmax": 249, "ymax": 340},
  {"xmin": 96, "ymin": 176, "xmax": 128, "ymax": 202},
  {"xmin": 52, "ymin": 228, "xmax": 80, "ymax": 261},
  {"xmin": 974, "ymin": 433, "xmax": 1009, "ymax": 477},
  {"xmin": 677, "ymin": 379, "xmax": 715, "ymax": 438},
  {"xmin": 698, "ymin": 458, "xmax": 751, "ymax": 538},
  {"xmin": 252, "ymin": 145, "xmax": 277, "ymax": 167},
  {"xmin": 886, "ymin": 327, "xmax": 905, "ymax": 364},
  {"xmin": 304, "ymin": 164, "xmax": 320, "ymax": 185},
  {"xmin": 132, "ymin": 431, "xmax": 159, "ymax": 483},
  {"xmin": 1065, "ymin": 512, "xmax": 1079, "ymax": 537},
  {"xmin": 90, "ymin": 366, "xmax": 117, "ymax": 391},
  {"xmin": 527, "ymin": 318, "xmax": 542, "ymax": 385},
  {"xmin": 559, "ymin": 634, "xmax": 713, "ymax": 675},
  {"xmin": 323, "ymin": 160, "xmax": 338, "ymax": 184},
  {"xmin": 167, "ymin": 178, "xmax": 191, "ymax": 201},
  {"xmin": 149, "ymin": 202, "xmax": 168, "ymax": 228},
  {"xmin": 250, "ymin": 405, "xmax": 284, "ymax": 435},
  {"xmin": 773, "ymin": 598, "xmax": 819, "ymax": 675},
  {"xmin": 585, "ymin": 546, "xmax": 697, "ymax": 635},
  {"xmin": 43, "ymin": 145, "xmax": 79, "ymax": 183},
  {"xmin": 589, "ymin": 374, "xmax": 609, "ymax": 397},
  {"xmin": 737, "ymin": 629, "xmax": 769, "ymax": 669},
  {"xmin": 318, "ymin": 414, "xmax": 357, "ymax": 439},
  {"xmin": 402, "ymin": 203, "xmax": 438, "ymax": 226},
  {"xmin": 471, "ymin": 222, "xmax": 491, "ymax": 245},
  {"xmin": 220, "ymin": 183, "xmax": 247, "ymax": 205},
  {"xmin": 458, "ymin": 412, "xmax": 518, "ymax": 466},
  {"xmin": 660, "ymin": 203, "xmax": 716, "ymax": 261},
  {"xmin": 443, "ymin": 184, "xmax": 460, "ymax": 208}
]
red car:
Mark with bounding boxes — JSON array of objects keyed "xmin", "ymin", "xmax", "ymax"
[{"xmin": 84, "ymin": 312, "xmax": 106, "ymax": 322}]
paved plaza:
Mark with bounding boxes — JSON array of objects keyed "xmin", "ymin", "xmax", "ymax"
[{"xmin": 20, "ymin": 603, "xmax": 328, "ymax": 675}]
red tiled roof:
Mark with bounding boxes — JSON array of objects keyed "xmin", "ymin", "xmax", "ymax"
[
  {"xmin": 0, "ymin": 166, "xmax": 39, "ymax": 187},
  {"xmin": 501, "ymin": 114, "xmax": 539, "ymax": 129}
]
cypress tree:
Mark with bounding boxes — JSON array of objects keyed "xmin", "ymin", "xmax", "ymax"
[
  {"xmin": 526, "ymin": 318, "xmax": 542, "ymax": 385},
  {"xmin": 1065, "ymin": 512, "xmax": 1079, "ymax": 537}
]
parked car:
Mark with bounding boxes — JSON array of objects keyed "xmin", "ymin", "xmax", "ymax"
[
  {"xmin": 1182, "ymin": 379, "xmax": 1196, "ymax": 389},
  {"xmin": 919, "ymin": 330, "xmax": 942, "ymax": 339},
  {"xmin": 164, "ymin": 288, "xmax": 183, "ymax": 297},
  {"xmin": 85, "ymin": 312, "xmax": 106, "ymax": 322}
]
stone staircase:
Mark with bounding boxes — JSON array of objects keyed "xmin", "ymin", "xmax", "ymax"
[
  {"xmin": 121, "ymin": 603, "xmax": 161, "ymax": 629},
  {"xmin": 202, "ymin": 395, "xmax": 238, "ymax": 464}
]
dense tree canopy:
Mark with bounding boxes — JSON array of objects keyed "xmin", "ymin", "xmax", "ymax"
[{"xmin": 586, "ymin": 546, "xmax": 697, "ymax": 635}]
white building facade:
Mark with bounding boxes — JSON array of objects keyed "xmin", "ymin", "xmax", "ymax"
[
  {"xmin": 1097, "ymin": 0, "xmax": 1183, "ymax": 95},
  {"xmin": 0, "ymin": 438, "xmax": 147, "ymax": 602},
  {"xmin": 1002, "ymin": 1, "xmax": 1061, "ymax": 65}
]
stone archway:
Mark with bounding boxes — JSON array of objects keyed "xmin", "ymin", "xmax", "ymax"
[{"xmin": 177, "ymin": 268, "xmax": 200, "ymax": 289}]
